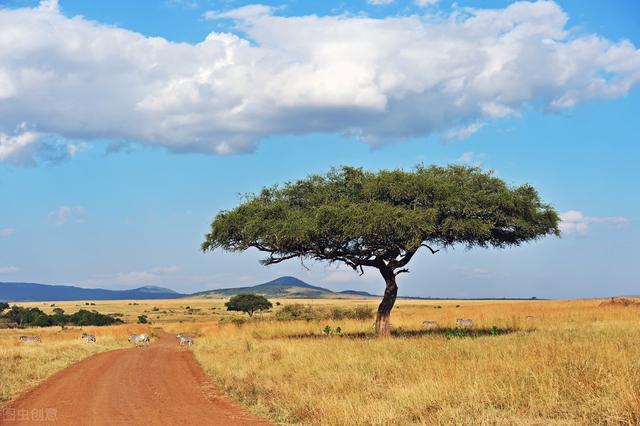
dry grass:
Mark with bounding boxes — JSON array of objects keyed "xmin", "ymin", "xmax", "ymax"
[
  {"xmin": 17, "ymin": 298, "xmax": 235, "ymax": 324},
  {"xmin": 5, "ymin": 298, "xmax": 640, "ymax": 424},
  {"xmin": 165, "ymin": 298, "xmax": 640, "ymax": 425},
  {"xmin": 0, "ymin": 323, "xmax": 151, "ymax": 405}
]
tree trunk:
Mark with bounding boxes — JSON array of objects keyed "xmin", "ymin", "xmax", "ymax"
[{"xmin": 375, "ymin": 267, "xmax": 397, "ymax": 338}]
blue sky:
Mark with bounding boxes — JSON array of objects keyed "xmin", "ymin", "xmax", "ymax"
[{"xmin": 0, "ymin": 0, "xmax": 638, "ymax": 298}]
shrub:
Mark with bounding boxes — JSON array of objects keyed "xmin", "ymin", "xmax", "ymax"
[
  {"xmin": 68, "ymin": 310, "xmax": 123, "ymax": 326},
  {"xmin": 33, "ymin": 314, "xmax": 52, "ymax": 327},
  {"xmin": 275, "ymin": 304, "xmax": 323, "ymax": 321},
  {"xmin": 351, "ymin": 306, "xmax": 374, "ymax": 320},
  {"xmin": 137, "ymin": 315, "xmax": 149, "ymax": 324},
  {"xmin": 231, "ymin": 316, "xmax": 247, "ymax": 326},
  {"xmin": 276, "ymin": 304, "xmax": 374, "ymax": 321}
]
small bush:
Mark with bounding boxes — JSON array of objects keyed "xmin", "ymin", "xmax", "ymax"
[
  {"xmin": 276, "ymin": 304, "xmax": 374, "ymax": 321},
  {"xmin": 231, "ymin": 316, "xmax": 247, "ymax": 326},
  {"xmin": 137, "ymin": 315, "xmax": 149, "ymax": 324},
  {"xmin": 275, "ymin": 304, "xmax": 322, "ymax": 321}
]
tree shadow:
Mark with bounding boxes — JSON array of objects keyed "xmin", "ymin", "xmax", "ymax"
[{"xmin": 274, "ymin": 326, "xmax": 519, "ymax": 340}]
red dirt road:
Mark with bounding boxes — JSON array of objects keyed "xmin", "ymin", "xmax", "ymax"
[{"xmin": 1, "ymin": 331, "xmax": 273, "ymax": 426}]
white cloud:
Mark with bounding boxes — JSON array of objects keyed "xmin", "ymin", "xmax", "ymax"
[
  {"xmin": 0, "ymin": 266, "xmax": 19, "ymax": 274},
  {"xmin": 66, "ymin": 142, "xmax": 88, "ymax": 157},
  {"xmin": 89, "ymin": 266, "xmax": 181, "ymax": 287},
  {"xmin": 48, "ymin": 206, "xmax": 85, "ymax": 226},
  {"xmin": 0, "ymin": 129, "xmax": 40, "ymax": 165},
  {"xmin": 559, "ymin": 210, "xmax": 630, "ymax": 235},
  {"xmin": 0, "ymin": 228, "xmax": 16, "ymax": 237},
  {"xmin": 368, "ymin": 0, "xmax": 395, "ymax": 5},
  {"xmin": 203, "ymin": 4, "xmax": 275, "ymax": 21},
  {"xmin": 444, "ymin": 122, "xmax": 485, "ymax": 141},
  {"xmin": 415, "ymin": 0, "xmax": 439, "ymax": 7},
  {"xmin": 456, "ymin": 151, "xmax": 485, "ymax": 166},
  {"xmin": 0, "ymin": 1, "xmax": 639, "ymax": 161}
]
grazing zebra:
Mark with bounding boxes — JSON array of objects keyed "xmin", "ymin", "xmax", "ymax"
[
  {"xmin": 456, "ymin": 318, "xmax": 473, "ymax": 327},
  {"xmin": 179, "ymin": 336, "xmax": 193, "ymax": 346},
  {"xmin": 421, "ymin": 321, "xmax": 438, "ymax": 329},
  {"xmin": 81, "ymin": 333, "xmax": 96, "ymax": 343},
  {"xmin": 19, "ymin": 335, "xmax": 42, "ymax": 344},
  {"xmin": 128, "ymin": 334, "xmax": 150, "ymax": 345}
]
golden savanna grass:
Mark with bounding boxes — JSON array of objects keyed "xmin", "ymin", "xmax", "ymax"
[
  {"xmin": 166, "ymin": 298, "xmax": 640, "ymax": 425},
  {"xmin": 0, "ymin": 323, "xmax": 151, "ymax": 405},
  {"xmin": 4, "ymin": 298, "xmax": 640, "ymax": 424}
]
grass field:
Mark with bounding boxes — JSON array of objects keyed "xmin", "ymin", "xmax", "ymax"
[
  {"xmin": 4, "ymin": 297, "xmax": 640, "ymax": 424},
  {"xmin": 166, "ymin": 298, "xmax": 640, "ymax": 425}
]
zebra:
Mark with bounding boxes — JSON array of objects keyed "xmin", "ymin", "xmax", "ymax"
[
  {"xmin": 421, "ymin": 321, "xmax": 438, "ymax": 329},
  {"xmin": 175, "ymin": 333, "xmax": 184, "ymax": 340},
  {"xmin": 19, "ymin": 335, "xmax": 42, "ymax": 344},
  {"xmin": 455, "ymin": 318, "xmax": 473, "ymax": 327},
  {"xmin": 81, "ymin": 333, "xmax": 96, "ymax": 343},
  {"xmin": 179, "ymin": 336, "xmax": 193, "ymax": 346},
  {"xmin": 128, "ymin": 334, "xmax": 150, "ymax": 345}
]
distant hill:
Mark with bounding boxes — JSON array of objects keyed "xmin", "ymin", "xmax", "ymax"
[
  {"xmin": 338, "ymin": 290, "xmax": 378, "ymax": 297},
  {"xmin": 193, "ymin": 276, "xmax": 376, "ymax": 299},
  {"xmin": 0, "ymin": 282, "xmax": 185, "ymax": 302}
]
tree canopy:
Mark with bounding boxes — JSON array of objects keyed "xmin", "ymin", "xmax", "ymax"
[
  {"xmin": 203, "ymin": 165, "xmax": 559, "ymax": 336},
  {"xmin": 225, "ymin": 294, "xmax": 273, "ymax": 317}
]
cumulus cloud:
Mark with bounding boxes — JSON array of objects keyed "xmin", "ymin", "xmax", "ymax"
[
  {"xmin": 0, "ymin": 266, "xmax": 19, "ymax": 274},
  {"xmin": 0, "ymin": 228, "xmax": 16, "ymax": 237},
  {"xmin": 559, "ymin": 210, "xmax": 629, "ymax": 235},
  {"xmin": 48, "ymin": 206, "xmax": 85, "ymax": 226},
  {"xmin": 0, "ymin": 1, "xmax": 639, "ymax": 162}
]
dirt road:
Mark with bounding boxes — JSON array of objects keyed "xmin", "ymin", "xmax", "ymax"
[{"xmin": 1, "ymin": 331, "xmax": 273, "ymax": 425}]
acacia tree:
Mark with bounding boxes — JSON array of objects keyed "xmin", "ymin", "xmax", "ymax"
[
  {"xmin": 202, "ymin": 165, "xmax": 559, "ymax": 337},
  {"xmin": 225, "ymin": 294, "xmax": 273, "ymax": 317}
]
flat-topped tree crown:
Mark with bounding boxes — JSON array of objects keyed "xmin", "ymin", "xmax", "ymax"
[{"xmin": 202, "ymin": 165, "xmax": 560, "ymax": 336}]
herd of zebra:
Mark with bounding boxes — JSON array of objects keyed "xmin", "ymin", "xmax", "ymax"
[
  {"xmin": 421, "ymin": 318, "xmax": 475, "ymax": 329},
  {"xmin": 18, "ymin": 333, "xmax": 97, "ymax": 344},
  {"xmin": 422, "ymin": 316, "xmax": 541, "ymax": 329},
  {"xmin": 18, "ymin": 332, "xmax": 194, "ymax": 346}
]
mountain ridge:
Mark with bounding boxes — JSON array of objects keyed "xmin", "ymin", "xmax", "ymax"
[
  {"xmin": 0, "ymin": 282, "xmax": 185, "ymax": 302},
  {"xmin": 193, "ymin": 276, "xmax": 375, "ymax": 299}
]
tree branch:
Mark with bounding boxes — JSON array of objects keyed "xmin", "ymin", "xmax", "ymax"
[
  {"xmin": 420, "ymin": 244, "xmax": 440, "ymax": 254},
  {"xmin": 261, "ymin": 252, "xmax": 300, "ymax": 265},
  {"xmin": 299, "ymin": 256, "xmax": 310, "ymax": 271}
]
